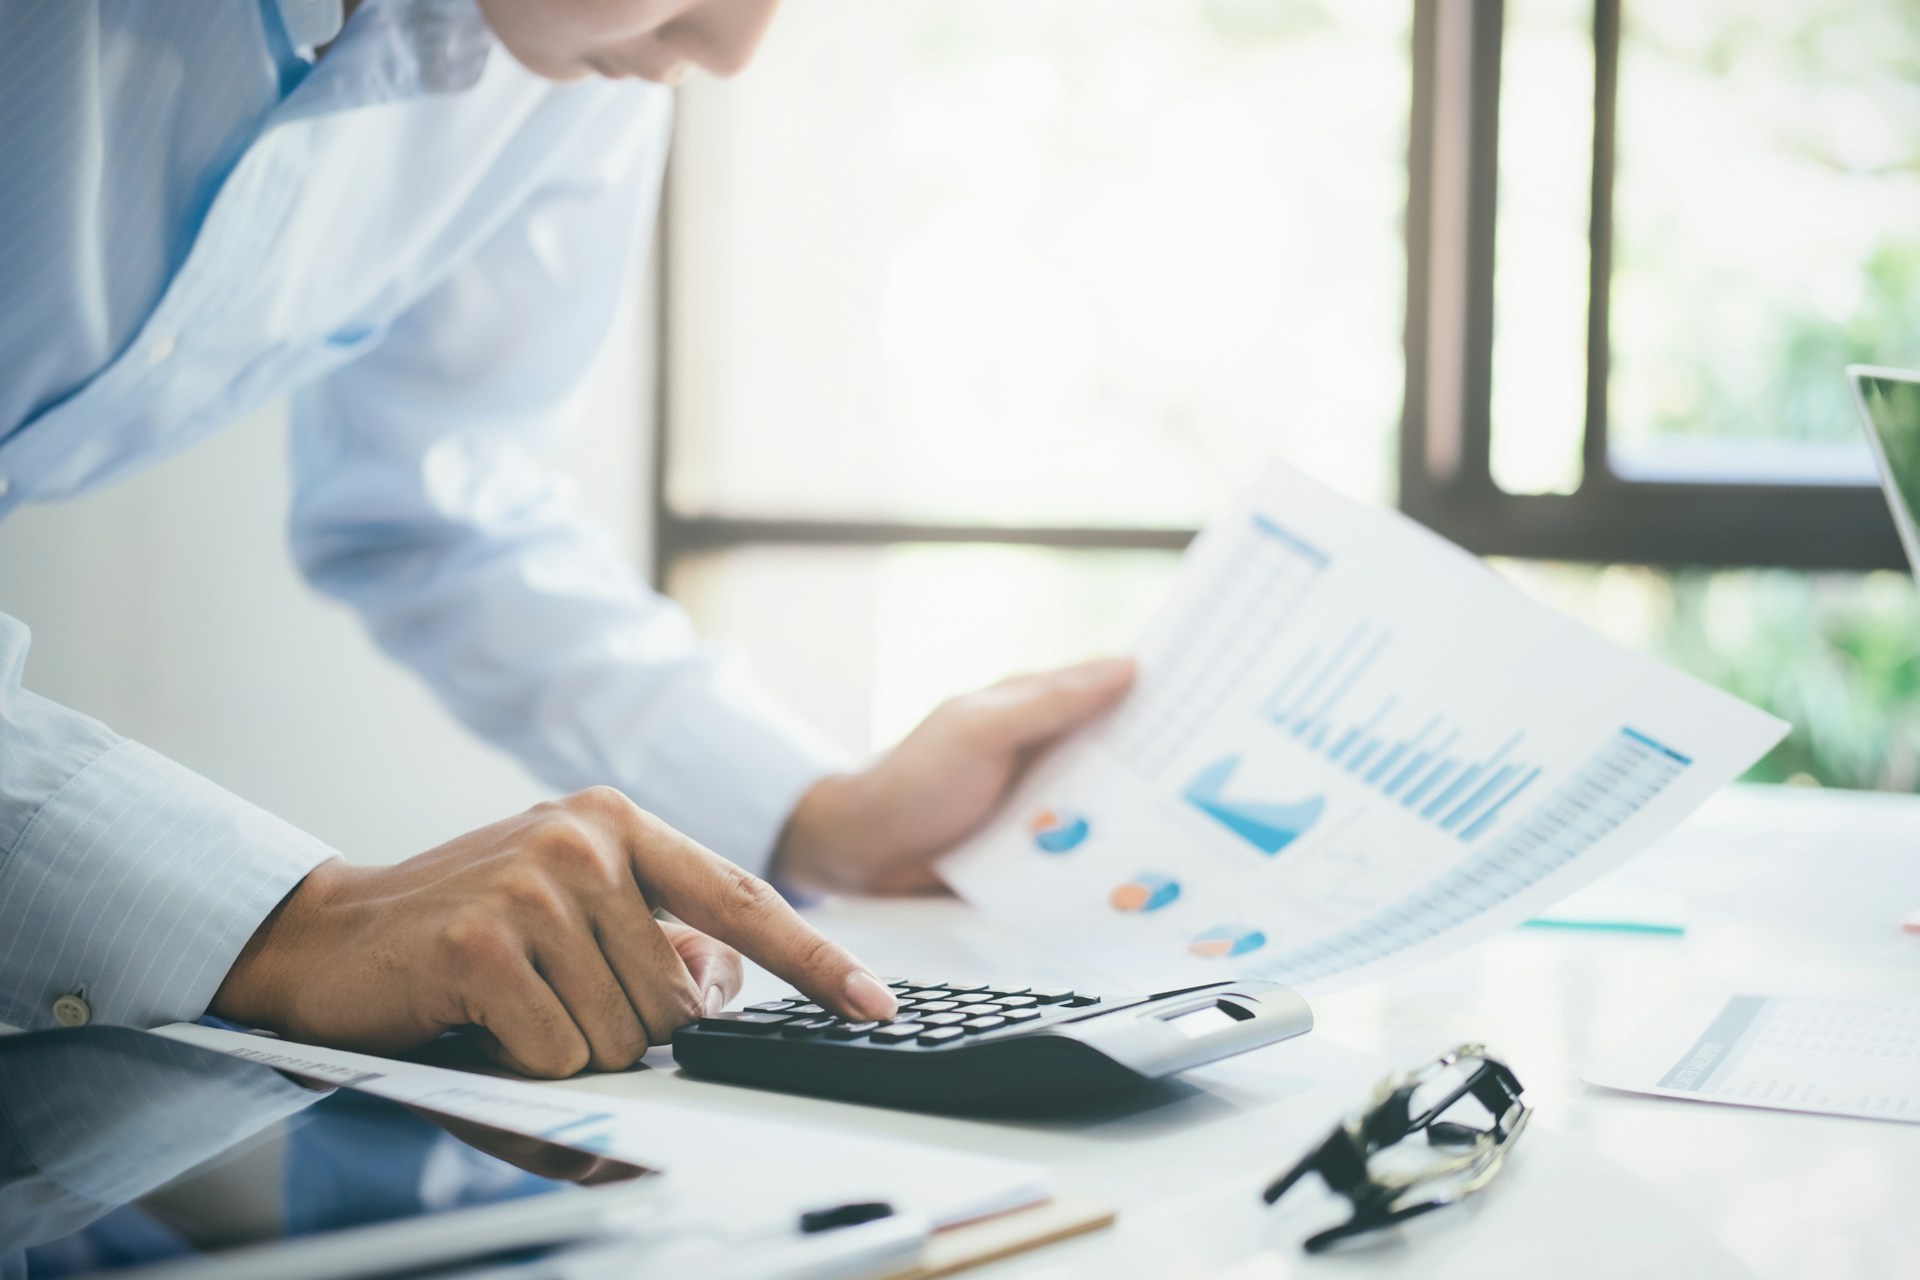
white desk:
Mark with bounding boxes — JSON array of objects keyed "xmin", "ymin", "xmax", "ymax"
[{"xmin": 575, "ymin": 785, "xmax": 1920, "ymax": 1279}]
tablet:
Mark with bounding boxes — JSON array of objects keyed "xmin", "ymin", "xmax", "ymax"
[{"xmin": 7, "ymin": 1027, "xmax": 659, "ymax": 1280}]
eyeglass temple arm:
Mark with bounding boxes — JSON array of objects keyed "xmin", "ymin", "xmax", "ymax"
[{"xmin": 1263, "ymin": 1129, "xmax": 1374, "ymax": 1206}]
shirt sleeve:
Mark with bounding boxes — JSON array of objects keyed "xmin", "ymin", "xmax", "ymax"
[
  {"xmin": 285, "ymin": 84, "xmax": 845, "ymax": 879},
  {"xmin": 0, "ymin": 614, "xmax": 336, "ymax": 1033}
]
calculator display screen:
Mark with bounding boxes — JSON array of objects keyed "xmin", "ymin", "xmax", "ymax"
[{"xmin": 1165, "ymin": 1004, "xmax": 1238, "ymax": 1038}]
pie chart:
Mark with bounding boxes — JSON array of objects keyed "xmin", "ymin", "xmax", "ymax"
[
  {"xmin": 1189, "ymin": 925, "xmax": 1267, "ymax": 959},
  {"xmin": 1029, "ymin": 808, "xmax": 1090, "ymax": 854},
  {"xmin": 1110, "ymin": 873, "xmax": 1181, "ymax": 913}
]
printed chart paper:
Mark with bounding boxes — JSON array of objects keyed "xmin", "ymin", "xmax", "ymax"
[
  {"xmin": 940, "ymin": 464, "xmax": 1786, "ymax": 994},
  {"xmin": 152, "ymin": 1022, "xmax": 1047, "ymax": 1227},
  {"xmin": 1583, "ymin": 990, "xmax": 1920, "ymax": 1124}
]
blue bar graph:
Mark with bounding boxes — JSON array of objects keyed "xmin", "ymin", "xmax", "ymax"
[
  {"xmin": 1460, "ymin": 767, "xmax": 1542, "ymax": 839},
  {"xmin": 1422, "ymin": 762, "xmax": 1483, "ymax": 818},
  {"xmin": 1443, "ymin": 762, "xmax": 1519, "ymax": 831},
  {"xmin": 1403, "ymin": 757, "xmax": 1459, "ymax": 807},
  {"xmin": 1388, "ymin": 731, "xmax": 1457, "ymax": 797},
  {"xmin": 1258, "ymin": 623, "xmax": 1545, "ymax": 843},
  {"xmin": 1367, "ymin": 716, "xmax": 1439, "ymax": 785},
  {"xmin": 1422, "ymin": 733, "xmax": 1519, "ymax": 820}
]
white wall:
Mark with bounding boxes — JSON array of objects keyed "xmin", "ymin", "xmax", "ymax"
[{"xmin": 0, "ymin": 291, "xmax": 654, "ymax": 865}]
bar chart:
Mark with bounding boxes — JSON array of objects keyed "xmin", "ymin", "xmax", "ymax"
[{"xmin": 1259, "ymin": 623, "xmax": 1540, "ymax": 842}]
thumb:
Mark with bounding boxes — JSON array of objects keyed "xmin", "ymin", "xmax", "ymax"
[{"xmin": 976, "ymin": 656, "xmax": 1135, "ymax": 750}]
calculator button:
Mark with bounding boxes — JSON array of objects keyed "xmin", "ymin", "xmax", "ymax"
[
  {"xmin": 881, "ymin": 978, "xmax": 912, "ymax": 988},
  {"xmin": 983, "ymin": 985, "xmax": 1031, "ymax": 997},
  {"xmin": 956, "ymin": 1003, "xmax": 1001, "ymax": 1017},
  {"xmin": 696, "ymin": 1012, "xmax": 789, "ymax": 1034},
  {"xmin": 919, "ymin": 1012, "xmax": 967, "ymax": 1026},
  {"xmin": 999, "ymin": 1008, "xmax": 1042, "ymax": 1023},
  {"xmin": 913, "ymin": 1000, "xmax": 959, "ymax": 1013},
  {"xmin": 1028, "ymin": 988, "xmax": 1073, "ymax": 1003},
  {"xmin": 898, "ymin": 989, "xmax": 946, "ymax": 1001},
  {"xmin": 992, "ymin": 995, "xmax": 1039, "ymax": 1009},
  {"xmin": 1062, "ymin": 995, "xmax": 1102, "ymax": 1008},
  {"xmin": 917, "ymin": 1027, "xmax": 966, "ymax": 1045},
  {"xmin": 868, "ymin": 1024, "xmax": 925, "ymax": 1043},
  {"xmin": 940, "ymin": 981, "xmax": 989, "ymax": 993},
  {"xmin": 962, "ymin": 1016, "xmax": 1006, "ymax": 1033},
  {"xmin": 825, "ymin": 1021, "xmax": 884, "ymax": 1040},
  {"xmin": 782, "ymin": 1017, "xmax": 839, "ymax": 1037},
  {"xmin": 786, "ymin": 1003, "xmax": 826, "ymax": 1016},
  {"xmin": 745, "ymin": 1000, "xmax": 799, "ymax": 1013}
]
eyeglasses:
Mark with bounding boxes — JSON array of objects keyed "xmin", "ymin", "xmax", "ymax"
[{"xmin": 1262, "ymin": 1044, "xmax": 1530, "ymax": 1253}]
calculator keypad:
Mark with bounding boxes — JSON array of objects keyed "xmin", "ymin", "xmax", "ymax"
[{"xmin": 689, "ymin": 978, "xmax": 1111, "ymax": 1050}]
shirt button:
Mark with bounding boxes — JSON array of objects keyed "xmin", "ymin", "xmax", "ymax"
[
  {"xmin": 0, "ymin": 475, "xmax": 10, "ymax": 498},
  {"xmin": 146, "ymin": 335, "xmax": 177, "ymax": 366},
  {"xmin": 52, "ymin": 993, "xmax": 92, "ymax": 1027}
]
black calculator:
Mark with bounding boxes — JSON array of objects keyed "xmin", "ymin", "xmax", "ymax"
[{"xmin": 671, "ymin": 976, "xmax": 1313, "ymax": 1115}]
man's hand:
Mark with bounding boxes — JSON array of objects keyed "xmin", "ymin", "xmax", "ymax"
[
  {"xmin": 210, "ymin": 788, "xmax": 899, "ymax": 1078},
  {"xmin": 773, "ymin": 656, "xmax": 1135, "ymax": 895}
]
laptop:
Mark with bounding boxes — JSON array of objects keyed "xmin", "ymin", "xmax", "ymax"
[
  {"xmin": 1849, "ymin": 364, "xmax": 1920, "ymax": 577},
  {"xmin": 1847, "ymin": 364, "xmax": 1920, "ymax": 940}
]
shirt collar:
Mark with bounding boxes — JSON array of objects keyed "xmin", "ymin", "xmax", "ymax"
[{"xmin": 276, "ymin": 0, "xmax": 495, "ymax": 123}]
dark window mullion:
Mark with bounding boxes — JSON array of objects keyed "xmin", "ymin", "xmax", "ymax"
[
  {"xmin": 1401, "ymin": 0, "xmax": 1504, "ymax": 517},
  {"xmin": 1459, "ymin": 0, "xmax": 1506, "ymax": 502},
  {"xmin": 1582, "ymin": 0, "xmax": 1621, "ymax": 489},
  {"xmin": 658, "ymin": 515, "xmax": 1197, "ymax": 555}
]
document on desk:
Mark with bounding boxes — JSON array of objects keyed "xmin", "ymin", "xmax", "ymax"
[
  {"xmin": 1583, "ymin": 990, "xmax": 1920, "ymax": 1124},
  {"xmin": 940, "ymin": 464, "xmax": 1786, "ymax": 995},
  {"xmin": 152, "ymin": 1023, "xmax": 1047, "ymax": 1228}
]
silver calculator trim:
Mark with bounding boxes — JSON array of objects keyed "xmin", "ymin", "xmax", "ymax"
[{"xmin": 1033, "ymin": 980, "xmax": 1314, "ymax": 1077}]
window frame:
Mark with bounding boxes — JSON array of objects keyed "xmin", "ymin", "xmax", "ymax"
[
  {"xmin": 650, "ymin": 0, "xmax": 1907, "ymax": 590},
  {"xmin": 1399, "ymin": 0, "xmax": 1905, "ymax": 572}
]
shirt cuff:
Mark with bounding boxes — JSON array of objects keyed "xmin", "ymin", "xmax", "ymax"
[
  {"xmin": 621, "ymin": 663, "xmax": 850, "ymax": 880},
  {"xmin": 0, "ymin": 740, "xmax": 336, "ymax": 1032}
]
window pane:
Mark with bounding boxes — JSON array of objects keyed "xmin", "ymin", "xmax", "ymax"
[
  {"xmin": 667, "ymin": 2, "xmax": 1411, "ymax": 526},
  {"xmin": 1489, "ymin": 0, "xmax": 1595, "ymax": 496},
  {"xmin": 668, "ymin": 545, "xmax": 1179, "ymax": 754},
  {"xmin": 1498, "ymin": 560, "xmax": 1920, "ymax": 789},
  {"xmin": 1606, "ymin": 0, "xmax": 1920, "ymax": 482}
]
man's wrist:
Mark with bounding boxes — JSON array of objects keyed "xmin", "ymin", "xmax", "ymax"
[
  {"xmin": 772, "ymin": 772, "xmax": 867, "ymax": 893},
  {"xmin": 210, "ymin": 857, "xmax": 348, "ymax": 1031}
]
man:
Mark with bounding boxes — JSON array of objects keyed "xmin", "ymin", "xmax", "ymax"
[{"xmin": 0, "ymin": 0, "xmax": 1134, "ymax": 1078}]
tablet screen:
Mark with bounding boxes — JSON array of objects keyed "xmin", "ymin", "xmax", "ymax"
[{"xmin": 6, "ymin": 1028, "xmax": 648, "ymax": 1279}]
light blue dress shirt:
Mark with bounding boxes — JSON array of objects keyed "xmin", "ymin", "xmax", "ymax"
[{"xmin": 0, "ymin": 0, "xmax": 841, "ymax": 1037}]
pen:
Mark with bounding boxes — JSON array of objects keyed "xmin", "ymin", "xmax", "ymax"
[{"xmin": 1520, "ymin": 918, "xmax": 1686, "ymax": 937}]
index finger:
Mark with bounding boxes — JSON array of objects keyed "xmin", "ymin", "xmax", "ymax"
[{"xmin": 625, "ymin": 819, "xmax": 898, "ymax": 1023}]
